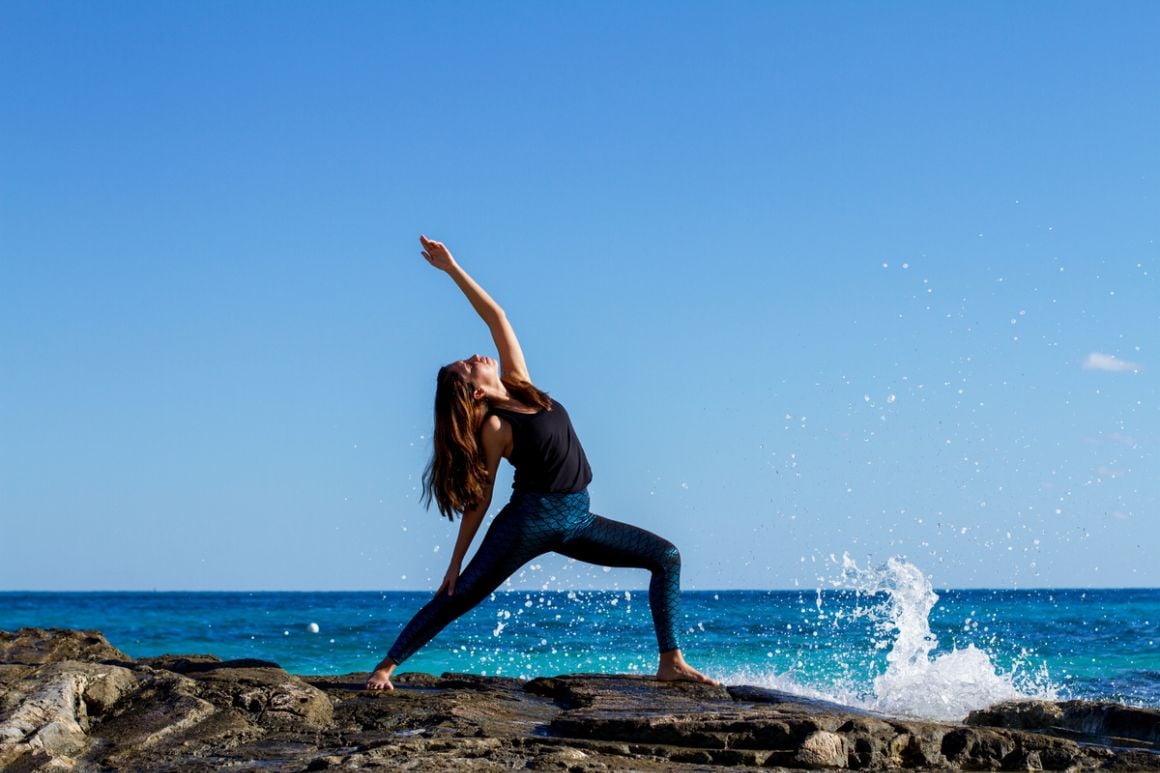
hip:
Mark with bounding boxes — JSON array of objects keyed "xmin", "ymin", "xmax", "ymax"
[{"xmin": 497, "ymin": 488, "xmax": 594, "ymax": 533}]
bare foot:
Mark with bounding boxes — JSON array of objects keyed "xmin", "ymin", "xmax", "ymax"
[
  {"xmin": 364, "ymin": 659, "xmax": 396, "ymax": 691},
  {"xmin": 656, "ymin": 649, "xmax": 719, "ymax": 686}
]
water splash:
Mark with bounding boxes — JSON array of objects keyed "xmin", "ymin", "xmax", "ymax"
[
  {"xmin": 718, "ymin": 555, "xmax": 1055, "ymax": 721},
  {"xmin": 826, "ymin": 553, "xmax": 1055, "ymax": 720}
]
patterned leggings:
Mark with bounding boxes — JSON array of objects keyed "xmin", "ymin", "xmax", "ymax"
[{"xmin": 387, "ymin": 489, "xmax": 682, "ymax": 665}]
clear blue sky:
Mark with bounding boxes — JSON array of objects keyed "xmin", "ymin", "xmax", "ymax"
[{"xmin": 2, "ymin": 2, "xmax": 1156, "ymax": 591}]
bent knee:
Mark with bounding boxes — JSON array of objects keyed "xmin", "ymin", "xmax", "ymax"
[{"xmin": 658, "ymin": 541, "xmax": 681, "ymax": 571}]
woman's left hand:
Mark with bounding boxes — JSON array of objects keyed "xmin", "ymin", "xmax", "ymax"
[
  {"xmin": 420, "ymin": 235, "xmax": 456, "ymax": 272},
  {"xmin": 437, "ymin": 561, "xmax": 461, "ymax": 596}
]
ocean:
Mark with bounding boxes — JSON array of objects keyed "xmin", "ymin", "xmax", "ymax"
[{"xmin": 3, "ymin": 557, "xmax": 1156, "ymax": 722}]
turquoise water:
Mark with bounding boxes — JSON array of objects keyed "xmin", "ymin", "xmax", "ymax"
[{"xmin": 3, "ymin": 574, "xmax": 1157, "ymax": 721}]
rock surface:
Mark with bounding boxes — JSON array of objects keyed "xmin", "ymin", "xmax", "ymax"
[{"xmin": 0, "ymin": 628, "xmax": 1156, "ymax": 771}]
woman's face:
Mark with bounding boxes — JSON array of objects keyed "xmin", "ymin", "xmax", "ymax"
[{"xmin": 450, "ymin": 354, "xmax": 499, "ymax": 394}]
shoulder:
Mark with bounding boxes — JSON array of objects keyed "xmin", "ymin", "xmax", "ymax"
[
  {"xmin": 481, "ymin": 413, "xmax": 509, "ymax": 437},
  {"xmin": 481, "ymin": 413, "xmax": 513, "ymax": 458}
]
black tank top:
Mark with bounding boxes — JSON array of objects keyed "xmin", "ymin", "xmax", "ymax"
[{"xmin": 489, "ymin": 398, "xmax": 593, "ymax": 494}]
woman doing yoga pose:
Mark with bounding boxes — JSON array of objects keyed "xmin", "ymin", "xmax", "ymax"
[{"xmin": 365, "ymin": 236, "xmax": 714, "ymax": 690}]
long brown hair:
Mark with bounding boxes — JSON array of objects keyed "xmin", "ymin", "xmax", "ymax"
[{"xmin": 422, "ymin": 365, "xmax": 552, "ymax": 520}]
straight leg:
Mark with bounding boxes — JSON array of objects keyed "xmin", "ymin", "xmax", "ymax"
[{"xmin": 386, "ymin": 502, "xmax": 561, "ymax": 665}]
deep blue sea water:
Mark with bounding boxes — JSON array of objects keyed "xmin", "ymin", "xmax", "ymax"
[{"xmin": 3, "ymin": 563, "xmax": 1156, "ymax": 722}]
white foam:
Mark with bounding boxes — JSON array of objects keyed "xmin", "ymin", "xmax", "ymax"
[{"xmin": 723, "ymin": 555, "xmax": 1056, "ymax": 721}]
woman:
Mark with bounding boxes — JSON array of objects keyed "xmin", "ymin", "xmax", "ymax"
[{"xmin": 365, "ymin": 235, "xmax": 714, "ymax": 690}]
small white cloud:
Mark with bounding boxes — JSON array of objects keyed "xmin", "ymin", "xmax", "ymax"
[
  {"xmin": 1083, "ymin": 432, "xmax": 1139, "ymax": 448},
  {"xmin": 1082, "ymin": 352, "xmax": 1141, "ymax": 373},
  {"xmin": 1107, "ymin": 432, "xmax": 1138, "ymax": 446}
]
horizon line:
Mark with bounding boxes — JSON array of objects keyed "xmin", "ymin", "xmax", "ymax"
[{"xmin": 2, "ymin": 586, "xmax": 1157, "ymax": 594}]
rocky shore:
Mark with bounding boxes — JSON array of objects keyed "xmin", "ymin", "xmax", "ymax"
[{"xmin": 1, "ymin": 628, "xmax": 1157, "ymax": 771}]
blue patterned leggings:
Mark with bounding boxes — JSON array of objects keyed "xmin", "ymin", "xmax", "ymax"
[{"xmin": 387, "ymin": 489, "xmax": 682, "ymax": 665}]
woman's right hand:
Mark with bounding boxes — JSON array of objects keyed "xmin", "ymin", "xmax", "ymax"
[
  {"xmin": 437, "ymin": 561, "xmax": 461, "ymax": 596},
  {"xmin": 420, "ymin": 235, "xmax": 456, "ymax": 272}
]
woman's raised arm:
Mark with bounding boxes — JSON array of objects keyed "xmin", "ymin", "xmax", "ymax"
[{"xmin": 420, "ymin": 235, "xmax": 530, "ymax": 382}]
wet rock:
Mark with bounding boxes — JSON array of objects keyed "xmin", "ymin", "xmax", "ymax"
[
  {"xmin": 969, "ymin": 698, "xmax": 1064, "ymax": 730},
  {"xmin": 2, "ymin": 628, "xmax": 1157, "ymax": 771},
  {"xmin": 0, "ymin": 661, "xmax": 138, "ymax": 769},
  {"xmin": 94, "ymin": 670, "xmax": 216, "ymax": 752},
  {"xmin": 940, "ymin": 726, "xmax": 1016, "ymax": 768},
  {"xmin": 0, "ymin": 628, "xmax": 129, "ymax": 666},
  {"xmin": 969, "ymin": 698, "xmax": 1160, "ymax": 750},
  {"xmin": 137, "ymin": 653, "xmax": 223, "ymax": 672},
  {"xmin": 183, "ymin": 660, "xmax": 334, "ymax": 729},
  {"xmin": 796, "ymin": 729, "xmax": 846, "ymax": 768}
]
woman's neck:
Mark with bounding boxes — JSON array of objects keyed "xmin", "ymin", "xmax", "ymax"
[{"xmin": 489, "ymin": 393, "xmax": 537, "ymax": 413}]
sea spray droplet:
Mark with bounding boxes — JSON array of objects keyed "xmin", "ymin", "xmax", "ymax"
[{"xmin": 308, "ymin": 622, "xmax": 320, "ymax": 634}]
